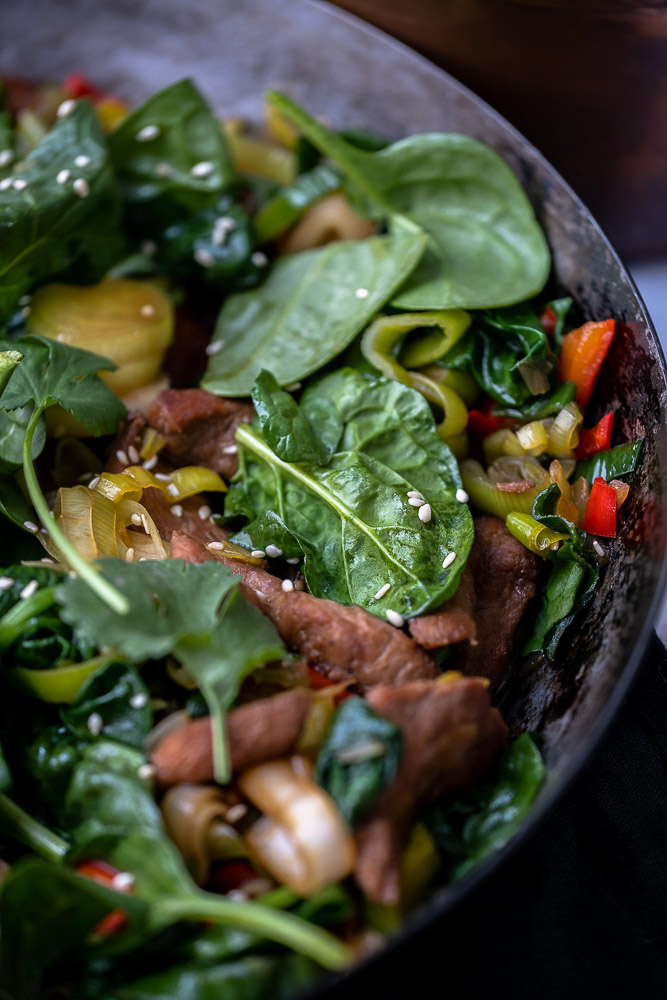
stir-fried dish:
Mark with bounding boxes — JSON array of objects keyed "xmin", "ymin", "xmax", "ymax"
[{"xmin": 0, "ymin": 74, "xmax": 644, "ymax": 999}]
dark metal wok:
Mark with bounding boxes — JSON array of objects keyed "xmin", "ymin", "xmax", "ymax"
[{"xmin": 1, "ymin": 0, "xmax": 666, "ymax": 992}]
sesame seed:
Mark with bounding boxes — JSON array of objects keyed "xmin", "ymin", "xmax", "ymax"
[
  {"xmin": 130, "ymin": 512, "xmax": 143, "ymax": 526},
  {"xmin": 286, "ymin": 556, "xmax": 301, "ymax": 565},
  {"xmin": 116, "ymin": 449, "xmax": 128, "ymax": 466},
  {"xmin": 127, "ymin": 445, "xmax": 140, "ymax": 464},
  {"xmin": 285, "ymin": 382, "xmax": 302, "ymax": 393},
  {"xmin": 213, "ymin": 216, "xmax": 236, "ymax": 245},
  {"xmin": 142, "ymin": 455, "xmax": 158, "ymax": 471},
  {"xmin": 194, "ymin": 247, "xmax": 216, "ymax": 268},
  {"xmin": 23, "ymin": 521, "xmax": 38, "ymax": 533},
  {"xmin": 18, "ymin": 295, "xmax": 31, "ymax": 307},
  {"xmin": 136, "ymin": 124, "xmax": 160, "ymax": 142},
  {"xmin": 12, "ymin": 178, "xmax": 27, "ymax": 191},
  {"xmin": 130, "ymin": 692, "xmax": 148, "ymax": 709},
  {"xmin": 57, "ymin": 99, "xmax": 77, "ymax": 118},
  {"xmin": 265, "ymin": 544, "xmax": 283, "ymax": 558},
  {"xmin": 87, "ymin": 712, "xmax": 103, "ymax": 736},
  {"xmin": 407, "ymin": 490, "xmax": 423, "ymax": 499},
  {"xmin": 418, "ymin": 503, "xmax": 432, "ymax": 523},
  {"xmin": 374, "ymin": 582, "xmax": 391, "ymax": 600},
  {"xmin": 171, "ymin": 504, "xmax": 183, "ymax": 517},
  {"xmin": 386, "ymin": 609, "xmax": 405, "ymax": 628},
  {"xmin": 154, "ymin": 162, "xmax": 171, "ymax": 178},
  {"xmin": 41, "ymin": 558, "xmax": 55, "ymax": 565},
  {"xmin": 226, "ymin": 803, "xmax": 248, "ymax": 824},
  {"xmin": 19, "ymin": 580, "xmax": 39, "ymax": 600},
  {"xmin": 0, "ymin": 149, "xmax": 13, "ymax": 168},
  {"xmin": 408, "ymin": 496, "xmax": 426, "ymax": 507},
  {"xmin": 0, "ymin": 578, "xmax": 14, "ymax": 591},
  {"xmin": 74, "ymin": 154, "xmax": 91, "ymax": 168},
  {"xmin": 73, "ymin": 177, "xmax": 89, "ymax": 198},
  {"xmin": 154, "ymin": 471, "xmax": 171, "ymax": 482},
  {"xmin": 140, "ymin": 303, "xmax": 155, "ymax": 318},
  {"xmin": 167, "ymin": 483, "xmax": 180, "ymax": 497},
  {"xmin": 56, "ymin": 168, "xmax": 70, "ymax": 184},
  {"xmin": 125, "ymin": 547, "xmax": 135, "ymax": 562},
  {"xmin": 355, "ymin": 287, "xmax": 370, "ymax": 299},
  {"xmin": 222, "ymin": 444, "xmax": 237, "ymax": 455},
  {"xmin": 88, "ymin": 475, "xmax": 100, "ymax": 490},
  {"xmin": 282, "ymin": 578, "xmax": 295, "ymax": 592},
  {"xmin": 137, "ymin": 763, "xmax": 156, "ymax": 781},
  {"xmin": 0, "ymin": 177, "xmax": 13, "ymax": 191},
  {"xmin": 456, "ymin": 488, "xmax": 469, "ymax": 503},
  {"xmin": 442, "ymin": 551, "xmax": 457, "ymax": 569},
  {"xmin": 141, "ymin": 239, "xmax": 157, "ymax": 255},
  {"xmin": 141, "ymin": 515, "xmax": 151, "ymax": 534},
  {"xmin": 227, "ymin": 888, "xmax": 249, "ymax": 903},
  {"xmin": 592, "ymin": 540, "xmax": 605, "ymax": 557},
  {"xmin": 190, "ymin": 160, "xmax": 214, "ymax": 178},
  {"xmin": 250, "ymin": 549, "xmax": 265, "ymax": 559},
  {"xmin": 206, "ymin": 340, "xmax": 224, "ymax": 355},
  {"xmin": 207, "ymin": 541, "xmax": 225, "ymax": 551},
  {"xmin": 251, "ymin": 251, "xmax": 268, "ymax": 267},
  {"xmin": 198, "ymin": 504, "xmax": 212, "ymax": 520},
  {"xmin": 112, "ymin": 872, "xmax": 135, "ymax": 892}
]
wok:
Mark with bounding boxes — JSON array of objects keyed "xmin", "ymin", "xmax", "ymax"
[{"xmin": 1, "ymin": 0, "xmax": 666, "ymax": 993}]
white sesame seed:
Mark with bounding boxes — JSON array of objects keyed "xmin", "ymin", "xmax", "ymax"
[
  {"xmin": 281, "ymin": 578, "xmax": 295, "ymax": 592},
  {"xmin": 285, "ymin": 382, "xmax": 302, "ymax": 393},
  {"xmin": 408, "ymin": 496, "xmax": 426, "ymax": 507},
  {"xmin": 125, "ymin": 547, "xmax": 135, "ymax": 562},
  {"xmin": 213, "ymin": 216, "xmax": 236, "ymax": 245},
  {"xmin": 154, "ymin": 471, "xmax": 171, "ymax": 482},
  {"xmin": 142, "ymin": 455, "xmax": 158, "ymax": 471},
  {"xmin": 74, "ymin": 154, "xmax": 91, "ymax": 168},
  {"xmin": 88, "ymin": 475, "xmax": 100, "ymax": 490},
  {"xmin": 140, "ymin": 303, "xmax": 155, "ymax": 318},
  {"xmin": 0, "ymin": 177, "xmax": 13, "ymax": 191},
  {"xmin": 131, "ymin": 512, "xmax": 143, "ymax": 526},
  {"xmin": 23, "ymin": 521, "xmax": 38, "ymax": 533},
  {"xmin": 171, "ymin": 504, "xmax": 183, "ymax": 518},
  {"xmin": 442, "ymin": 551, "xmax": 457, "ymax": 569},
  {"xmin": 141, "ymin": 515, "xmax": 151, "ymax": 535},
  {"xmin": 18, "ymin": 295, "xmax": 31, "ymax": 307},
  {"xmin": 592, "ymin": 540, "xmax": 605, "ymax": 557},
  {"xmin": 407, "ymin": 490, "xmax": 423, "ymax": 499},
  {"xmin": 250, "ymin": 549, "xmax": 265, "ymax": 559},
  {"xmin": 56, "ymin": 168, "xmax": 70, "ymax": 185},
  {"xmin": 73, "ymin": 177, "xmax": 90, "ymax": 198},
  {"xmin": 19, "ymin": 580, "xmax": 39, "ymax": 600},
  {"xmin": 167, "ymin": 483, "xmax": 180, "ymax": 497},
  {"xmin": 198, "ymin": 504, "xmax": 212, "ymax": 520},
  {"xmin": 206, "ymin": 340, "xmax": 224, "ymax": 355},
  {"xmin": 87, "ymin": 712, "xmax": 103, "ymax": 736},
  {"xmin": 190, "ymin": 160, "xmax": 215, "ymax": 178},
  {"xmin": 116, "ymin": 449, "xmax": 128, "ymax": 467},
  {"xmin": 374, "ymin": 582, "xmax": 391, "ymax": 600},
  {"xmin": 57, "ymin": 99, "xmax": 77, "ymax": 118},
  {"xmin": 130, "ymin": 692, "xmax": 148, "ymax": 709},
  {"xmin": 112, "ymin": 872, "xmax": 135, "ymax": 892},
  {"xmin": 225, "ymin": 803, "xmax": 248, "ymax": 824},
  {"xmin": 141, "ymin": 240, "xmax": 157, "ymax": 256},
  {"xmin": 265, "ymin": 544, "xmax": 283, "ymax": 558},
  {"xmin": 194, "ymin": 247, "xmax": 216, "ymax": 268},
  {"xmin": 137, "ymin": 763, "xmax": 156, "ymax": 781},
  {"xmin": 355, "ymin": 287, "xmax": 370, "ymax": 299},
  {"xmin": 227, "ymin": 888, "xmax": 249, "ymax": 903},
  {"xmin": 12, "ymin": 178, "xmax": 27, "ymax": 191},
  {"xmin": 207, "ymin": 541, "xmax": 224, "ymax": 551},
  {"xmin": 0, "ymin": 578, "xmax": 14, "ymax": 592},
  {"xmin": 126, "ymin": 445, "xmax": 139, "ymax": 465},
  {"xmin": 154, "ymin": 162, "xmax": 171, "ymax": 178},
  {"xmin": 136, "ymin": 124, "xmax": 160, "ymax": 142},
  {"xmin": 251, "ymin": 251, "xmax": 268, "ymax": 267},
  {"xmin": 222, "ymin": 444, "xmax": 237, "ymax": 455},
  {"xmin": 386, "ymin": 609, "xmax": 405, "ymax": 628},
  {"xmin": 20, "ymin": 306, "xmax": 30, "ymax": 319},
  {"xmin": 0, "ymin": 149, "xmax": 13, "ymax": 168},
  {"xmin": 41, "ymin": 558, "xmax": 55, "ymax": 565},
  {"xmin": 286, "ymin": 557, "xmax": 301, "ymax": 565},
  {"xmin": 418, "ymin": 503, "xmax": 432, "ymax": 524},
  {"xmin": 456, "ymin": 488, "xmax": 469, "ymax": 503}
]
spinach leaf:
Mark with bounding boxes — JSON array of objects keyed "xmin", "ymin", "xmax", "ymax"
[
  {"xmin": 492, "ymin": 379, "xmax": 577, "ymax": 420},
  {"xmin": 574, "ymin": 439, "xmax": 644, "ymax": 483},
  {"xmin": 253, "ymin": 163, "xmax": 342, "ymax": 243},
  {"xmin": 0, "ymin": 474, "xmax": 43, "ymax": 537},
  {"xmin": 202, "ymin": 220, "xmax": 427, "ymax": 396},
  {"xmin": 547, "ymin": 295, "xmax": 573, "ymax": 348},
  {"xmin": 0, "ymin": 739, "xmax": 10, "ymax": 793},
  {"xmin": 315, "ymin": 697, "xmax": 402, "ymax": 826},
  {"xmin": 0, "ymin": 101, "xmax": 123, "ymax": 321},
  {"xmin": 267, "ymin": 91, "xmax": 550, "ymax": 311},
  {"xmin": 61, "ymin": 661, "xmax": 152, "ymax": 751},
  {"xmin": 20, "ymin": 721, "xmax": 84, "ymax": 820},
  {"xmin": 252, "ymin": 370, "xmax": 328, "ymax": 464},
  {"xmin": 426, "ymin": 733, "xmax": 545, "ymax": 879},
  {"xmin": 229, "ymin": 369, "xmax": 474, "ymax": 618}
]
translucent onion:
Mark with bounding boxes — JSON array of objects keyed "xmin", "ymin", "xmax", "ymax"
[
  {"xmin": 518, "ymin": 358, "xmax": 552, "ymax": 395},
  {"xmin": 483, "ymin": 428, "xmax": 525, "ymax": 465},
  {"xmin": 609, "ymin": 479, "xmax": 630, "ymax": 508},
  {"xmin": 571, "ymin": 476, "xmax": 592, "ymax": 522},
  {"xmin": 515, "ymin": 421, "xmax": 549, "ymax": 457},
  {"xmin": 93, "ymin": 465, "xmax": 227, "ymax": 505},
  {"xmin": 161, "ymin": 784, "xmax": 249, "ymax": 885},
  {"xmin": 505, "ymin": 513, "xmax": 569, "ymax": 557},
  {"xmin": 239, "ymin": 758, "xmax": 356, "ymax": 897},
  {"xmin": 547, "ymin": 402, "xmax": 583, "ymax": 456},
  {"xmin": 296, "ymin": 685, "xmax": 349, "ymax": 754},
  {"xmin": 460, "ymin": 458, "xmax": 550, "ymax": 518},
  {"xmin": 549, "ymin": 459, "xmax": 580, "ymax": 526},
  {"xmin": 222, "ymin": 118, "xmax": 295, "ymax": 184},
  {"xmin": 54, "ymin": 485, "xmax": 167, "ymax": 562},
  {"xmin": 278, "ymin": 193, "xmax": 376, "ymax": 254},
  {"xmin": 139, "ymin": 428, "xmax": 166, "ymax": 461}
]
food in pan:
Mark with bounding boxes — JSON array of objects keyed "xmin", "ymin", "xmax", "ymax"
[{"xmin": 0, "ymin": 75, "xmax": 644, "ymax": 997}]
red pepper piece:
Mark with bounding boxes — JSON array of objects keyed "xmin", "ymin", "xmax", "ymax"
[
  {"xmin": 76, "ymin": 859, "xmax": 130, "ymax": 936},
  {"xmin": 539, "ymin": 305, "xmax": 557, "ymax": 339},
  {"xmin": 582, "ymin": 477, "xmax": 617, "ymax": 537},
  {"xmin": 467, "ymin": 409, "xmax": 506, "ymax": 439},
  {"xmin": 308, "ymin": 666, "xmax": 353, "ymax": 704},
  {"xmin": 62, "ymin": 72, "xmax": 105, "ymax": 101},
  {"xmin": 558, "ymin": 319, "xmax": 615, "ymax": 406},
  {"xmin": 208, "ymin": 860, "xmax": 257, "ymax": 894},
  {"xmin": 575, "ymin": 411, "xmax": 614, "ymax": 459}
]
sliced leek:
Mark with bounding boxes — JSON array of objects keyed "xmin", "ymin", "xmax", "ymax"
[{"xmin": 506, "ymin": 513, "xmax": 569, "ymax": 557}]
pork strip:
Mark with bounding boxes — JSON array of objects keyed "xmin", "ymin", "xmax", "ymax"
[
  {"xmin": 171, "ymin": 532, "xmax": 438, "ymax": 689},
  {"xmin": 407, "ymin": 563, "xmax": 477, "ymax": 649},
  {"xmin": 355, "ymin": 677, "xmax": 507, "ymax": 904},
  {"xmin": 151, "ymin": 688, "xmax": 312, "ymax": 786}
]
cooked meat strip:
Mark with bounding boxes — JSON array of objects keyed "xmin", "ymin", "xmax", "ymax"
[
  {"xmin": 151, "ymin": 688, "xmax": 312, "ymax": 786},
  {"xmin": 171, "ymin": 532, "xmax": 438, "ymax": 689},
  {"xmin": 147, "ymin": 388, "xmax": 253, "ymax": 480},
  {"xmin": 107, "ymin": 412, "xmax": 147, "ymax": 473},
  {"xmin": 354, "ymin": 677, "xmax": 507, "ymax": 905},
  {"xmin": 407, "ymin": 563, "xmax": 477, "ymax": 649},
  {"xmin": 450, "ymin": 516, "xmax": 540, "ymax": 688}
]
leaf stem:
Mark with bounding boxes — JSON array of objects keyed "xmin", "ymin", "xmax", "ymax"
[
  {"xmin": 0, "ymin": 792, "xmax": 69, "ymax": 863},
  {"xmin": 22, "ymin": 407, "xmax": 129, "ymax": 616},
  {"xmin": 0, "ymin": 585, "xmax": 56, "ymax": 649}
]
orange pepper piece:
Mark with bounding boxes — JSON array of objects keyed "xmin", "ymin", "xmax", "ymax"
[{"xmin": 558, "ymin": 320, "xmax": 615, "ymax": 406}]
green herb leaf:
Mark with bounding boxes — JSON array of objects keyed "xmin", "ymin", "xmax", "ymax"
[
  {"xmin": 315, "ymin": 697, "xmax": 402, "ymax": 826},
  {"xmin": 267, "ymin": 91, "xmax": 550, "ymax": 311},
  {"xmin": 202, "ymin": 221, "xmax": 427, "ymax": 396},
  {"xmin": 574, "ymin": 439, "xmax": 644, "ymax": 483},
  {"xmin": 61, "ymin": 662, "xmax": 152, "ymax": 751}
]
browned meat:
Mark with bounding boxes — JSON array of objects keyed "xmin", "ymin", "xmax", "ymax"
[
  {"xmin": 451, "ymin": 516, "xmax": 540, "ymax": 688},
  {"xmin": 147, "ymin": 388, "xmax": 253, "ymax": 480},
  {"xmin": 354, "ymin": 677, "xmax": 508, "ymax": 904},
  {"xmin": 407, "ymin": 564, "xmax": 477, "ymax": 649},
  {"xmin": 107, "ymin": 413, "xmax": 147, "ymax": 473},
  {"xmin": 151, "ymin": 688, "xmax": 312, "ymax": 786},
  {"xmin": 171, "ymin": 531, "xmax": 437, "ymax": 689}
]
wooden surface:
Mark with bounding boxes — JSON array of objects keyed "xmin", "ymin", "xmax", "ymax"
[{"xmin": 331, "ymin": 0, "xmax": 667, "ymax": 259}]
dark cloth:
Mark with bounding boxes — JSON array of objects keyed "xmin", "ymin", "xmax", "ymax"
[{"xmin": 326, "ymin": 632, "xmax": 667, "ymax": 1000}]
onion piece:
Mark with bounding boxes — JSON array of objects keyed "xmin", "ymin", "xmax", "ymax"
[
  {"xmin": 278, "ymin": 193, "xmax": 376, "ymax": 254},
  {"xmin": 94, "ymin": 465, "xmax": 227, "ymax": 505},
  {"xmin": 161, "ymin": 783, "xmax": 249, "ymax": 885},
  {"xmin": 548, "ymin": 402, "xmax": 583, "ymax": 456}
]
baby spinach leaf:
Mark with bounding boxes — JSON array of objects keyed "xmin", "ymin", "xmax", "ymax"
[
  {"xmin": 61, "ymin": 662, "xmax": 152, "ymax": 751},
  {"xmin": 252, "ymin": 370, "xmax": 328, "ymax": 464},
  {"xmin": 229, "ymin": 369, "xmax": 473, "ymax": 618},
  {"xmin": 0, "ymin": 101, "xmax": 123, "ymax": 321},
  {"xmin": 574, "ymin": 439, "xmax": 644, "ymax": 483},
  {"xmin": 202, "ymin": 220, "xmax": 427, "ymax": 396},
  {"xmin": 315, "ymin": 697, "xmax": 402, "ymax": 826},
  {"xmin": 0, "ymin": 475, "xmax": 41, "ymax": 536},
  {"xmin": 267, "ymin": 91, "xmax": 550, "ymax": 311},
  {"xmin": 492, "ymin": 379, "xmax": 576, "ymax": 420}
]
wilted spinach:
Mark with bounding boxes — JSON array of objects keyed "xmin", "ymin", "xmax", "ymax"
[{"xmin": 61, "ymin": 662, "xmax": 152, "ymax": 751}]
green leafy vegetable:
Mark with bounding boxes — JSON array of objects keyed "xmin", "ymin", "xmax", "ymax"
[
  {"xmin": 493, "ymin": 379, "xmax": 577, "ymax": 420},
  {"xmin": 267, "ymin": 91, "xmax": 550, "ymax": 311},
  {"xmin": 252, "ymin": 370, "xmax": 328, "ymax": 464},
  {"xmin": 546, "ymin": 296, "xmax": 573, "ymax": 348},
  {"xmin": 228, "ymin": 369, "xmax": 473, "ymax": 618},
  {"xmin": 202, "ymin": 220, "xmax": 427, "ymax": 396},
  {"xmin": 574, "ymin": 439, "xmax": 644, "ymax": 483},
  {"xmin": 0, "ymin": 740, "xmax": 10, "ymax": 793},
  {"xmin": 253, "ymin": 163, "xmax": 342, "ymax": 243},
  {"xmin": 315, "ymin": 697, "xmax": 402, "ymax": 826},
  {"xmin": 61, "ymin": 662, "xmax": 152, "ymax": 750},
  {"xmin": 0, "ymin": 101, "xmax": 123, "ymax": 321}
]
